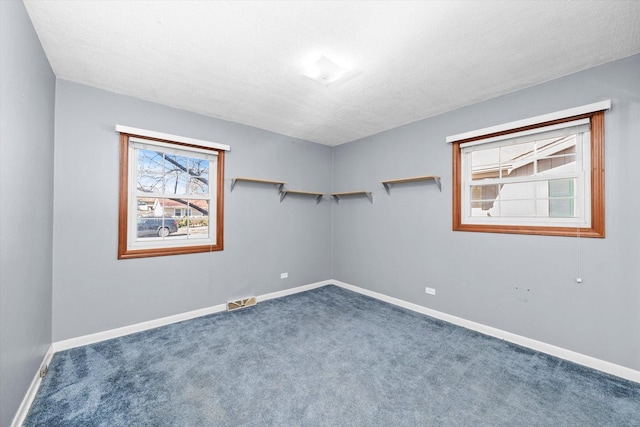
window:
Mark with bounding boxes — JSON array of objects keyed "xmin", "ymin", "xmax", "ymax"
[
  {"xmin": 450, "ymin": 101, "xmax": 608, "ymax": 237},
  {"xmin": 117, "ymin": 126, "xmax": 229, "ymax": 259}
]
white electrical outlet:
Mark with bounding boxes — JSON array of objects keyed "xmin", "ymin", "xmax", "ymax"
[
  {"xmin": 425, "ymin": 287, "xmax": 436, "ymax": 295},
  {"xmin": 280, "ymin": 272, "xmax": 288, "ymax": 279}
]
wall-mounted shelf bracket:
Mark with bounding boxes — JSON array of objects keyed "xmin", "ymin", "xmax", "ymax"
[
  {"xmin": 331, "ymin": 191, "xmax": 373, "ymax": 204},
  {"xmin": 231, "ymin": 177, "xmax": 286, "ymax": 192},
  {"xmin": 381, "ymin": 175, "xmax": 441, "ymax": 193},
  {"xmin": 280, "ymin": 190, "xmax": 324, "ymax": 204}
]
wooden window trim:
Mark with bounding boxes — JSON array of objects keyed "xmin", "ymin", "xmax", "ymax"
[
  {"xmin": 118, "ymin": 133, "xmax": 225, "ymax": 259},
  {"xmin": 452, "ymin": 111, "xmax": 605, "ymax": 238}
]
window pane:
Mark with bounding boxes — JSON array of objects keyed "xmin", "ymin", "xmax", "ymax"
[
  {"xmin": 501, "ymin": 140, "xmax": 537, "ymax": 178},
  {"xmin": 164, "ymin": 154, "xmax": 189, "ymax": 195},
  {"xmin": 470, "ymin": 147, "xmax": 501, "ymax": 180},
  {"xmin": 135, "ymin": 198, "xmax": 213, "ymax": 241},
  {"xmin": 470, "ymin": 185, "xmax": 498, "ymax": 212},
  {"xmin": 470, "ymin": 205, "xmax": 491, "ymax": 217},
  {"xmin": 183, "ymin": 200, "xmax": 211, "ymax": 240},
  {"xmin": 549, "ymin": 179, "xmax": 575, "ymax": 218},
  {"xmin": 500, "ymin": 140, "xmax": 536, "ymax": 163},
  {"xmin": 549, "ymin": 199, "xmax": 575, "ymax": 217},
  {"xmin": 188, "ymin": 157, "xmax": 210, "ymax": 195},
  {"xmin": 137, "ymin": 197, "xmax": 154, "ymax": 213},
  {"xmin": 538, "ymin": 155, "xmax": 576, "ymax": 174},
  {"xmin": 137, "ymin": 149, "xmax": 165, "ymax": 193},
  {"xmin": 549, "ymin": 178, "xmax": 574, "ymax": 197},
  {"xmin": 536, "ymin": 199, "xmax": 550, "ymax": 217},
  {"xmin": 497, "ymin": 182, "xmax": 536, "ymax": 201},
  {"xmin": 136, "ymin": 199, "xmax": 179, "ymax": 239},
  {"xmin": 493, "ymin": 200, "xmax": 537, "ymax": 217},
  {"xmin": 537, "ymin": 135, "xmax": 577, "ymax": 174}
]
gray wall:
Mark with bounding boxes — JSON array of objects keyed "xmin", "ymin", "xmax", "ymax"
[
  {"xmin": 52, "ymin": 80, "xmax": 333, "ymax": 341},
  {"xmin": 0, "ymin": 1, "xmax": 55, "ymax": 425},
  {"xmin": 2, "ymin": 7, "xmax": 637, "ymax": 420},
  {"xmin": 333, "ymin": 53, "xmax": 640, "ymax": 371}
]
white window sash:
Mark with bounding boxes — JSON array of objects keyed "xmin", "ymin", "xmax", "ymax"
[
  {"xmin": 461, "ymin": 126, "xmax": 591, "ymax": 227},
  {"xmin": 462, "ymin": 216, "xmax": 590, "ymax": 227},
  {"xmin": 127, "ymin": 140, "xmax": 216, "ymax": 250},
  {"xmin": 117, "ymin": 125, "xmax": 230, "ymax": 152},
  {"xmin": 133, "ymin": 191, "xmax": 213, "ymax": 200},
  {"xmin": 130, "ymin": 137, "xmax": 219, "ymax": 160},
  {"xmin": 460, "ymin": 119, "xmax": 589, "ymax": 150}
]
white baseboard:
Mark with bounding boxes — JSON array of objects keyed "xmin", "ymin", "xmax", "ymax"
[
  {"xmin": 331, "ymin": 280, "xmax": 640, "ymax": 384},
  {"xmin": 11, "ymin": 345, "xmax": 55, "ymax": 427},
  {"xmin": 53, "ymin": 303, "xmax": 226, "ymax": 353},
  {"xmin": 20, "ymin": 278, "xmax": 638, "ymax": 426},
  {"xmin": 258, "ymin": 280, "xmax": 331, "ymax": 302},
  {"xmin": 17, "ymin": 281, "xmax": 331, "ymax": 425},
  {"xmin": 53, "ymin": 280, "xmax": 332, "ymax": 353}
]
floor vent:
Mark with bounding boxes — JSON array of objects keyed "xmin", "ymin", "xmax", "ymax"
[{"xmin": 227, "ymin": 297, "xmax": 257, "ymax": 311}]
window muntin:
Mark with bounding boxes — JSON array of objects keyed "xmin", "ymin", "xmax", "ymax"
[
  {"xmin": 118, "ymin": 133, "xmax": 225, "ymax": 259},
  {"xmin": 452, "ymin": 110, "xmax": 605, "ymax": 237}
]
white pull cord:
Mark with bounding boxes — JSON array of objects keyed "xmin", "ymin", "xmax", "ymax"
[{"xmin": 576, "ymin": 227, "xmax": 582, "ymax": 283}]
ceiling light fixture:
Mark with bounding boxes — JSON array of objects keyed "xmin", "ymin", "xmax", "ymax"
[{"xmin": 302, "ymin": 55, "xmax": 348, "ymax": 86}]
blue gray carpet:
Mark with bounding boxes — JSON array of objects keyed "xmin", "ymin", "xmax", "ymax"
[{"xmin": 25, "ymin": 285, "xmax": 640, "ymax": 426}]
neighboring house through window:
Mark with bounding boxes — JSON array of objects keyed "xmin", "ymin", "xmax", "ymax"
[
  {"xmin": 117, "ymin": 126, "xmax": 229, "ymax": 259},
  {"xmin": 173, "ymin": 207, "xmax": 193, "ymax": 217},
  {"xmin": 449, "ymin": 101, "xmax": 609, "ymax": 238}
]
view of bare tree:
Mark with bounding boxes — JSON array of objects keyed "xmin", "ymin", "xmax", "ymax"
[{"xmin": 136, "ymin": 150, "xmax": 211, "ymax": 215}]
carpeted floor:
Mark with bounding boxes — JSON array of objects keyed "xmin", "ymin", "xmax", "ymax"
[{"xmin": 24, "ymin": 285, "xmax": 640, "ymax": 426}]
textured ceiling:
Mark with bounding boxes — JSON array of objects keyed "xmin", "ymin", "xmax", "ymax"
[{"xmin": 23, "ymin": 0, "xmax": 640, "ymax": 146}]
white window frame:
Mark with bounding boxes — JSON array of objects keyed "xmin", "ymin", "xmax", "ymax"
[{"xmin": 459, "ymin": 119, "xmax": 591, "ymax": 228}]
